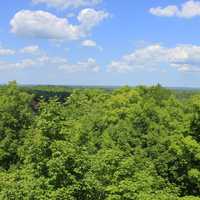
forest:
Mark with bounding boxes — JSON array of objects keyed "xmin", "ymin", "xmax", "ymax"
[{"xmin": 1, "ymin": 81, "xmax": 200, "ymax": 200}]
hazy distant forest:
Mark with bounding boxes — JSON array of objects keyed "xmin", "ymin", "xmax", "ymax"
[{"xmin": 1, "ymin": 81, "xmax": 200, "ymax": 200}]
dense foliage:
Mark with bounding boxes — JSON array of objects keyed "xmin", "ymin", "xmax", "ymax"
[{"xmin": 1, "ymin": 82, "xmax": 200, "ymax": 199}]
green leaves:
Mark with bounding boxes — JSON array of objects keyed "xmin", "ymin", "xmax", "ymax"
[
  {"xmin": 1, "ymin": 84, "xmax": 200, "ymax": 199},
  {"xmin": 0, "ymin": 82, "xmax": 33, "ymax": 169}
]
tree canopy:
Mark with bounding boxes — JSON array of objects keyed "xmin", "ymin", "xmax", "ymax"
[{"xmin": 0, "ymin": 82, "xmax": 200, "ymax": 199}]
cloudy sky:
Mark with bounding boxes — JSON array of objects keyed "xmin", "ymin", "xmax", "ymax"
[{"xmin": 1, "ymin": 0, "xmax": 200, "ymax": 86}]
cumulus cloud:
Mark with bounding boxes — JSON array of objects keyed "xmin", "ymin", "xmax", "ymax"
[
  {"xmin": 77, "ymin": 8, "xmax": 109, "ymax": 32},
  {"xmin": 20, "ymin": 45, "xmax": 41, "ymax": 54},
  {"xmin": 82, "ymin": 39, "xmax": 97, "ymax": 47},
  {"xmin": 32, "ymin": 0, "xmax": 102, "ymax": 9},
  {"xmin": 37, "ymin": 56, "xmax": 100, "ymax": 72},
  {"xmin": 81, "ymin": 39, "xmax": 103, "ymax": 51},
  {"xmin": 108, "ymin": 44, "xmax": 200, "ymax": 73},
  {"xmin": 150, "ymin": 6, "xmax": 178, "ymax": 17},
  {"xmin": 150, "ymin": 0, "xmax": 200, "ymax": 18},
  {"xmin": 10, "ymin": 9, "xmax": 109, "ymax": 40},
  {"xmin": 0, "ymin": 54, "xmax": 99, "ymax": 72},
  {"xmin": 10, "ymin": 10, "xmax": 80, "ymax": 40},
  {"xmin": 59, "ymin": 58, "xmax": 99, "ymax": 72},
  {"xmin": 0, "ymin": 47, "xmax": 15, "ymax": 56},
  {"xmin": 0, "ymin": 56, "xmax": 49, "ymax": 70},
  {"xmin": 0, "ymin": 59, "xmax": 35, "ymax": 70}
]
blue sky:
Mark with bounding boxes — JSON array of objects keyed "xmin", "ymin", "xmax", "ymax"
[{"xmin": 1, "ymin": 0, "xmax": 200, "ymax": 86}]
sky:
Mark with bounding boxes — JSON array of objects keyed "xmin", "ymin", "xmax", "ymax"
[{"xmin": 1, "ymin": 0, "xmax": 200, "ymax": 86}]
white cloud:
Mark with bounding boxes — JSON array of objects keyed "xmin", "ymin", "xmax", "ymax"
[
  {"xmin": 59, "ymin": 58, "xmax": 99, "ymax": 72},
  {"xmin": 150, "ymin": 0, "xmax": 200, "ymax": 18},
  {"xmin": 81, "ymin": 39, "xmax": 103, "ymax": 51},
  {"xmin": 82, "ymin": 39, "xmax": 97, "ymax": 47},
  {"xmin": 0, "ymin": 47, "xmax": 15, "ymax": 56},
  {"xmin": 150, "ymin": 6, "xmax": 178, "ymax": 17},
  {"xmin": 108, "ymin": 44, "xmax": 200, "ymax": 73},
  {"xmin": 0, "ymin": 54, "xmax": 99, "ymax": 72},
  {"xmin": 20, "ymin": 45, "xmax": 41, "ymax": 54},
  {"xmin": 0, "ymin": 56, "xmax": 49, "ymax": 70},
  {"xmin": 77, "ymin": 8, "xmax": 109, "ymax": 33},
  {"xmin": 32, "ymin": 0, "xmax": 102, "ymax": 9},
  {"xmin": 0, "ymin": 59, "xmax": 35, "ymax": 70},
  {"xmin": 10, "ymin": 10, "xmax": 80, "ymax": 40},
  {"xmin": 10, "ymin": 9, "xmax": 109, "ymax": 40}
]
